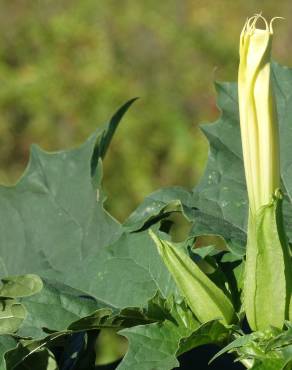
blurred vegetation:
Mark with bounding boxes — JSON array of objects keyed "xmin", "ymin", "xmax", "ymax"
[{"xmin": 1, "ymin": 0, "xmax": 292, "ymax": 221}]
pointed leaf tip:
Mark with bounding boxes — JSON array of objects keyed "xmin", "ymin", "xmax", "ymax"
[{"xmin": 91, "ymin": 98, "xmax": 139, "ymax": 177}]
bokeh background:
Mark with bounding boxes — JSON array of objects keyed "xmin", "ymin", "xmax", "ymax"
[{"xmin": 1, "ymin": 0, "xmax": 292, "ymax": 222}]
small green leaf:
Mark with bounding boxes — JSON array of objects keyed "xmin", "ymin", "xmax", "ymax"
[
  {"xmin": 0, "ymin": 275, "xmax": 43, "ymax": 299},
  {"xmin": 211, "ymin": 326, "xmax": 292, "ymax": 369},
  {"xmin": 0, "ymin": 300, "xmax": 26, "ymax": 334},
  {"xmin": 210, "ymin": 333, "xmax": 254, "ymax": 364},
  {"xmin": 117, "ymin": 320, "xmax": 187, "ymax": 370},
  {"xmin": 178, "ymin": 320, "xmax": 228, "ymax": 356}
]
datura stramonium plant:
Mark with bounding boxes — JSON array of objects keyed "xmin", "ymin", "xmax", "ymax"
[{"xmin": 239, "ymin": 14, "xmax": 292, "ymax": 331}]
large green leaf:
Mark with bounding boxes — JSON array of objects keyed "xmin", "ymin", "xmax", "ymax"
[
  {"xmin": 0, "ymin": 100, "xmax": 172, "ymax": 367},
  {"xmin": 72, "ymin": 229, "xmax": 177, "ymax": 309},
  {"xmin": 190, "ymin": 80, "xmax": 247, "ymax": 252},
  {"xmin": 0, "ymin": 130, "xmax": 120, "ymax": 280},
  {"xmin": 0, "ymin": 99, "xmax": 139, "ymax": 283},
  {"xmin": 0, "ymin": 98, "xmax": 178, "ymax": 316}
]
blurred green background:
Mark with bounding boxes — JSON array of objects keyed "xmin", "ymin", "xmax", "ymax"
[{"xmin": 1, "ymin": 0, "xmax": 291, "ymax": 221}]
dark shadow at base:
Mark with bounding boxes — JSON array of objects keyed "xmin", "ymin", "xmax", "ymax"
[
  {"xmin": 178, "ymin": 344, "xmax": 245, "ymax": 369},
  {"xmin": 94, "ymin": 345, "xmax": 246, "ymax": 370},
  {"xmin": 95, "ymin": 359, "xmax": 121, "ymax": 370}
]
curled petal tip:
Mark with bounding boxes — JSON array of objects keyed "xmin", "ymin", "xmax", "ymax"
[
  {"xmin": 244, "ymin": 14, "xmax": 271, "ymax": 35},
  {"xmin": 270, "ymin": 17, "xmax": 285, "ymax": 33}
]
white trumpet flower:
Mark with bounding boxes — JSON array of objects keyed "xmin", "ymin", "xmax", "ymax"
[
  {"xmin": 239, "ymin": 15, "xmax": 291, "ymax": 331},
  {"xmin": 239, "ymin": 14, "xmax": 280, "ymax": 213}
]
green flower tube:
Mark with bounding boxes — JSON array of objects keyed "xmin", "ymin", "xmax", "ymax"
[
  {"xmin": 238, "ymin": 15, "xmax": 291, "ymax": 330},
  {"xmin": 150, "ymin": 230, "xmax": 235, "ymax": 325}
]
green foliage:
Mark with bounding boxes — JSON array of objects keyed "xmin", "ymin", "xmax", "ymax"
[
  {"xmin": 211, "ymin": 324, "xmax": 292, "ymax": 370},
  {"xmin": 0, "ymin": 94, "xmax": 235, "ymax": 368}
]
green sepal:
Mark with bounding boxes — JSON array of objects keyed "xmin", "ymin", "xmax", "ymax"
[
  {"xmin": 244, "ymin": 190, "xmax": 292, "ymax": 331},
  {"xmin": 290, "ymin": 294, "xmax": 292, "ymax": 322},
  {"xmin": 149, "ymin": 230, "xmax": 235, "ymax": 325}
]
